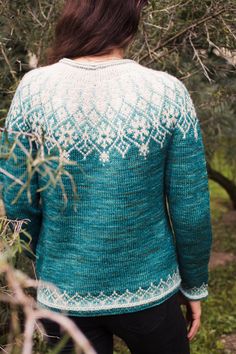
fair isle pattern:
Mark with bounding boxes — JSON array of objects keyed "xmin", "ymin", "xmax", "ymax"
[
  {"xmin": 2, "ymin": 58, "xmax": 213, "ymax": 316},
  {"xmin": 6, "ymin": 59, "xmax": 199, "ymax": 164},
  {"xmin": 37, "ymin": 268, "xmax": 182, "ymax": 312},
  {"xmin": 179, "ymin": 283, "xmax": 209, "ymax": 300}
]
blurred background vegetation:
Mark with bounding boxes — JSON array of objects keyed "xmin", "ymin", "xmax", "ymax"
[{"xmin": 0, "ymin": 0, "xmax": 236, "ymax": 353}]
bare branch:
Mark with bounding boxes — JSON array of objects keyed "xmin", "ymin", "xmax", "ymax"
[
  {"xmin": 189, "ymin": 33, "xmax": 213, "ymax": 83},
  {"xmin": 140, "ymin": 6, "xmax": 228, "ymax": 64},
  {"xmin": 0, "ymin": 263, "xmax": 97, "ymax": 354},
  {"xmin": 0, "ymin": 42, "xmax": 18, "ymax": 82},
  {"xmin": 0, "ymin": 167, "xmax": 24, "ymax": 186}
]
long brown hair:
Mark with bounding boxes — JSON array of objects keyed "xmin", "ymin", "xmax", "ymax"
[{"xmin": 46, "ymin": 0, "xmax": 148, "ymax": 65}]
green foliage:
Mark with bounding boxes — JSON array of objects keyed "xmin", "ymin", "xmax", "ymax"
[{"xmin": 0, "ymin": 0, "xmax": 62, "ymax": 111}]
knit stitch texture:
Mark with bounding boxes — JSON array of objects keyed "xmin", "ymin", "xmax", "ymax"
[{"xmin": 0, "ymin": 57, "xmax": 213, "ymax": 316}]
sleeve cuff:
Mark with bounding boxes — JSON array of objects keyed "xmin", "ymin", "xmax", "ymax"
[{"xmin": 179, "ymin": 283, "xmax": 209, "ymax": 300}]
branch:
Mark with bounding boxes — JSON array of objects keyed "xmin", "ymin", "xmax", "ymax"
[
  {"xmin": 0, "ymin": 167, "xmax": 24, "ymax": 186},
  {"xmin": 220, "ymin": 15, "xmax": 236, "ymax": 41},
  {"xmin": 140, "ymin": 6, "xmax": 228, "ymax": 64},
  {"xmin": 0, "ymin": 42, "xmax": 18, "ymax": 82},
  {"xmin": 0, "ymin": 264, "xmax": 97, "ymax": 354},
  {"xmin": 189, "ymin": 32, "xmax": 213, "ymax": 82},
  {"xmin": 151, "ymin": 0, "xmax": 192, "ymax": 13}
]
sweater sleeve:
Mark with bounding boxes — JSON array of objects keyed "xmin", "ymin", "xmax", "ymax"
[
  {"xmin": 164, "ymin": 80, "xmax": 213, "ymax": 300},
  {"xmin": 0, "ymin": 75, "xmax": 42, "ymax": 260}
]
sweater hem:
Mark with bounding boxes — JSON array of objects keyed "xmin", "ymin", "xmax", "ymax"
[{"xmin": 36, "ymin": 268, "xmax": 182, "ymax": 316}]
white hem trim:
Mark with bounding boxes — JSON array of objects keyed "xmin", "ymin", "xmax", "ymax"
[{"xmin": 37, "ymin": 268, "xmax": 181, "ymax": 312}]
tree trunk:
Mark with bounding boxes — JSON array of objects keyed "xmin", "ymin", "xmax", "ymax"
[{"xmin": 207, "ymin": 163, "xmax": 236, "ymax": 210}]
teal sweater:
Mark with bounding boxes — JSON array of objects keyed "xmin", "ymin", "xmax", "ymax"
[{"xmin": 0, "ymin": 58, "xmax": 212, "ymax": 316}]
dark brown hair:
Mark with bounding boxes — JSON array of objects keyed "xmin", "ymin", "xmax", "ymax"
[{"xmin": 46, "ymin": 0, "xmax": 148, "ymax": 64}]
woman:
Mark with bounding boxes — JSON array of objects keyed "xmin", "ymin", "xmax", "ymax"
[{"xmin": 1, "ymin": 0, "xmax": 212, "ymax": 353}]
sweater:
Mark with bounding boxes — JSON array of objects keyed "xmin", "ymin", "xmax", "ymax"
[{"xmin": 0, "ymin": 57, "xmax": 213, "ymax": 317}]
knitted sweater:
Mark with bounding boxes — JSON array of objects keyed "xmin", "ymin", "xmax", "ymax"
[{"xmin": 0, "ymin": 57, "xmax": 212, "ymax": 316}]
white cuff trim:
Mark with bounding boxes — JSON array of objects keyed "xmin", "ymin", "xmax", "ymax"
[{"xmin": 179, "ymin": 283, "xmax": 208, "ymax": 300}]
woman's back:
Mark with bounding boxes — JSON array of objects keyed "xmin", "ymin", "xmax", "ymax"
[{"xmin": 2, "ymin": 57, "xmax": 212, "ymax": 316}]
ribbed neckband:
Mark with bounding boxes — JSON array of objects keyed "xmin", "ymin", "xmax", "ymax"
[
  {"xmin": 59, "ymin": 57, "xmax": 136, "ymax": 69},
  {"xmin": 58, "ymin": 57, "xmax": 139, "ymax": 83}
]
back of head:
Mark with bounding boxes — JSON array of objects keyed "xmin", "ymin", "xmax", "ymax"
[{"xmin": 47, "ymin": 0, "xmax": 148, "ymax": 64}]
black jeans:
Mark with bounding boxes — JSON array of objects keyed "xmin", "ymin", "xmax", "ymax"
[{"xmin": 40, "ymin": 291, "xmax": 190, "ymax": 354}]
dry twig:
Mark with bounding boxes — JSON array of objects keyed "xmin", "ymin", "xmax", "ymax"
[{"xmin": 0, "ymin": 263, "xmax": 97, "ymax": 354}]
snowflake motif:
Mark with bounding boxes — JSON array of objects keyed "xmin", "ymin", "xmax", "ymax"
[
  {"xmin": 99, "ymin": 151, "xmax": 110, "ymax": 163},
  {"xmin": 97, "ymin": 123, "xmax": 115, "ymax": 149},
  {"xmin": 139, "ymin": 143, "xmax": 149, "ymax": 157},
  {"xmin": 31, "ymin": 112, "xmax": 42, "ymax": 136},
  {"xmin": 7, "ymin": 66, "xmax": 200, "ymax": 164},
  {"xmin": 162, "ymin": 106, "xmax": 178, "ymax": 129},
  {"xmin": 55, "ymin": 122, "xmax": 76, "ymax": 148},
  {"xmin": 152, "ymin": 115, "xmax": 161, "ymax": 129},
  {"xmin": 116, "ymin": 122, "xmax": 126, "ymax": 138},
  {"xmin": 118, "ymin": 127, "xmax": 126, "ymax": 138},
  {"xmin": 128, "ymin": 118, "xmax": 150, "ymax": 142}
]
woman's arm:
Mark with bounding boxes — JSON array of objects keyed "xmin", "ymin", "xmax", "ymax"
[
  {"xmin": 164, "ymin": 80, "xmax": 213, "ymax": 300},
  {"xmin": 0, "ymin": 75, "xmax": 42, "ymax": 259}
]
